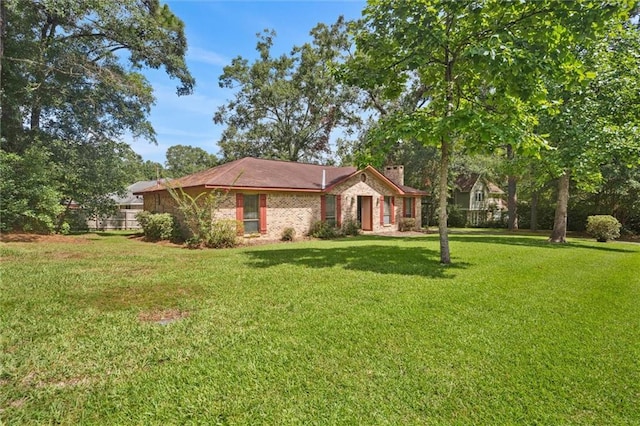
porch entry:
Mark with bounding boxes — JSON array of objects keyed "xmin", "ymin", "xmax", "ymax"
[{"xmin": 357, "ymin": 196, "xmax": 373, "ymax": 231}]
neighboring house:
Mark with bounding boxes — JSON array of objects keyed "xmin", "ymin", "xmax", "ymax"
[
  {"xmin": 87, "ymin": 180, "xmax": 161, "ymax": 230},
  {"xmin": 134, "ymin": 157, "xmax": 427, "ymax": 240},
  {"xmin": 452, "ymin": 174, "xmax": 506, "ymax": 226}
]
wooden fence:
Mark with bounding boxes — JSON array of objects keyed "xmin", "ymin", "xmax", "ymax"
[{"xmin": 87, "ymin": 209, "xmax": 142, "ymax": 231}]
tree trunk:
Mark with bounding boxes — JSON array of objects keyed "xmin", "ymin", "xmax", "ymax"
[
  {"xmin": 506, "ymin": 144, "xmax": 518, "ymax": 231},
  {"xmin": 530, "ymin": 190, "xmax": 538, "ymax": 232},
  {"xmin": 30, "ymin": 20, "xmax": 57, "ymax": 132},
  {"xmin": 438, "ymin": 137, "xmax": 451, "ymax": 264},
  {"xmin": 0, "ymin": 0, "xmax": 5, "ymax": 72},
  {"xmin": 549, "ymin": 173, "xmax": 570, "ymax": 243},
  {"xmin": 438, "ymin": 38, "xmax": 454, "ymax": 265}
]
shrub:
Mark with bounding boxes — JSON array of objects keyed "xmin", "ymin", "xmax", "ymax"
[
  {"xmin": 136, "ymin": 211, "xmax": 175, "ymax": 241},
  {"xmin": 586, "ymin": 215, "xmax": 621, "ymax": 242},
  {"xmin": 447, "ymin": 204, "xmax": 467, "ymax": 228},
  {"xmin": 398, "ymin": 217, "xmax": 417, "ymax": 232},
  {"xmin": 308, "ymin": 221, "xmax": 340, "ymax": 239},
  {"xmin": 281, "ymin": 227, "xmax": 296, "ymax": 241},
  {"xmin": 341, "ymin": 218, "xmax": 361, "ymax": 236},
  {"xmin": 204, "ymin": 219, "xmax": 239, "ymax": 248}
]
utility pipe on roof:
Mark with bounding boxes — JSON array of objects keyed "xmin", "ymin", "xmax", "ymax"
[{"xmin": 322, "ymin": 169, "xmax": 326, "ymax": 190}]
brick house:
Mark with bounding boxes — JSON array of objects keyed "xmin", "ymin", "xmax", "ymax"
[{"xmin": 135, "ymin": 157, "xmax": 426, "ymax": 240}]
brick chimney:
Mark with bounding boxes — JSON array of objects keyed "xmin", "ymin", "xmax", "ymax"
[{"xmin": 383, "ymin": 165, "xmax": 404, "ymax": 186}]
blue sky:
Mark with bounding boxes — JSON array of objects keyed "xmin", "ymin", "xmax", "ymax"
[{"xmin": 129, "ymin": 0, "xmax": 366, "ymax": 164}]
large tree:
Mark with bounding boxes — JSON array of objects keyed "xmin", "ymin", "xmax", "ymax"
[
  {"xmin": 214, "ymin": 17, "xmax": 360, "ymax": 163},
  {"xmin": 1, "ymin": 0, "xmax": 193, "ymax": 232},
  {"xmin": 342, "ymin": 0, "xmax": 631, "ymax": 263},
  {"xmin": 543, "ymin": 18, "xmax": 640, "ymax": 243},
  {"xmin": 165, "ymin": 144, "xmax": 218, "ymax": 178}
]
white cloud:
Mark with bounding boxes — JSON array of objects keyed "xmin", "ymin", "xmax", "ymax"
[
  {"xmin": 188, "ymin": 46, "xmax": 230, "ymax": 67},
  {"xmin": 151, "ymin": 83, "xmax": 224, "ymax": 117}
]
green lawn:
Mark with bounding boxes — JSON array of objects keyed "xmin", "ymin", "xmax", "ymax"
[{"xmin": 1, "ymin": 231, "xmax": 639, "ymax": 424}]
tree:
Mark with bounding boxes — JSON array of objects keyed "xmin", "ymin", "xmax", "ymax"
[
  {"xmin": 1, "ymin": 0, "xmax": 194, "ymax": 232},
  {"xmin": 165, "ymin": 145, "xmax": 218, "ymax": 178},
  {"xmin": 214, "ymin": 17, "xmax": 360, "ymax": 163},
  {"xmin": 122, "ymin": 152, "xmax": 165, "ymax": 182},
  {"xmin": 341, "ymin": 0, "xmax": 632, "ymax": 263},
  {"xmin": 542, "ymin": 19, "xmax": 640, "ymax": 242}
]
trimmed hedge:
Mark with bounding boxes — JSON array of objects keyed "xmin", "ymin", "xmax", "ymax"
[
  {"xmin": 586, "ymin": 215, "xmax": 621, "ymax": 242},
  {"xmin": 136, "ymin": 211, "xmax": 175, "ymax": 241}
]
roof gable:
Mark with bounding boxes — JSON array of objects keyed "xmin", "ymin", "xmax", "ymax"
[{"xmin": 455, "ymin": 174, "xmax": 504, "ymax": 195}]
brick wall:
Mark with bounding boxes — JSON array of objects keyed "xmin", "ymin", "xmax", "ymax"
[{"xmin": 332, "ymin": 171, "xmax": 422, "ymax": 233}]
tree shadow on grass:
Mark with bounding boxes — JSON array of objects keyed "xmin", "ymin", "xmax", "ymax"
[
  {"xmin": 243, "ymin": 244, "xmax": 469, "ymax": 278},
  {"xmin": 446, "ymin": 234, "xmax": 638, "ymax": 254}
]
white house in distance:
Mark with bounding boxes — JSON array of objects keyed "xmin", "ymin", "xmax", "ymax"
[{"xmin": 452, "ymin": 174, "xmax": 506, "ymax": 226}]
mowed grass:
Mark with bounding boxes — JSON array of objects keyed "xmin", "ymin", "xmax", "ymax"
[{"xmin": 1, "ymin": 231, "xmax": 639, "ymax": 425}]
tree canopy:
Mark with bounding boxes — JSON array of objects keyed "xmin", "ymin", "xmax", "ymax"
[
  {"xmin": 540, "ymin": 18, "xmax": 640, "ymax": 242},
  {"xmin": 213, "ymin": 17, "xmax": 360, "ymax": 163},
  {"xmin": 165, "ymin": 145, "xmax": 218, "ymax": 178},
  {"xmin": 341, "ymin": 0, "xmax": 635, "ymax": 263},
  {"xmin": 0, "ymin": 0, "xmax": 194, "ymax": 232}
]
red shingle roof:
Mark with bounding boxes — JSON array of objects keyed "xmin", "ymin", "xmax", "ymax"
[
  {"xmin": 135, "ymin": 157, "xmax": 427, "ymax": 195},
  {"xmin": 135, "ymin": 157, "xmax": 356, "ymax": 193}
]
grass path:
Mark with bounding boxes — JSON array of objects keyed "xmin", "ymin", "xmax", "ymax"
[{"xmin": 1, "ymin": 232, "xmax": 639, "ymax": 424}]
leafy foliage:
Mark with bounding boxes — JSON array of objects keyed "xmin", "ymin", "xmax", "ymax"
[
  {"xmin": 341, "ymin": 0, "xmax": 635, "ymax": 261},
  {"xmin": 586, "ymin": 215, "xmax": 622, "ymax": 242},
  {"xmin": 214, "ymin": 18, "xmax": 360, "ymax": 163},
  {"xmin": 162, "ymin": 185, "xmax": 238, "ymax": 249},
  {"xmin": 165, "ymin": 145, "xmax": 217, "ymax": 178},
  {"xmin": 540, "ymin": 19, "xmax": 640, "ymax": 242},
  {"xmin": 0, "ymin": 146, "xmax": 64, "ymax": 233},
  {"xmin": 341, "ymin": 218, "xmax": 361, "ymax": 236},
  {"xmin": 398, "ymin": 218, "xmax": 417, "ymax": 232},
  {"xmin": 281, "ymin": 227, "xmax": 296, "ymax": 242},
  {"xmin": 206, "ymin": 220, "xmax": 240, "ymax": 249},
  {"xmin": 1, "ymin": 0, "xmax": 193, "ymax": 233},
  {"xmin": 308, "ymin": 221, "xmax": 341, "ymax": 239},
  {"xmin": 135, "ymin": 211, "xmax": 175, "ymax": 242}
]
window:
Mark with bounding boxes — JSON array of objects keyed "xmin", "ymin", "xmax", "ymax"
[
  {"xmin": 403, "ymin": 197, "xmax": 414, "ymax": 218},
  {"xmin": 383, "ymin": 196, "xmax": 392, "ymax": 224},
  {"xmin": 243, "ymin": 194, "xmax": 259, "ymax": 233},
  {"xmin": 321, "ymin": 195, "xmax": 341, "ymax": 227},
  {"xmin": 325, "ymin": 195, "xmax": 336, "ymax": 226},
  {"xmin": 475, "ymin": 191, "xmax": 484, "ymax": 202}
]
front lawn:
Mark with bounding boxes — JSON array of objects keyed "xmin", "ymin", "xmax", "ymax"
[{"xmin": 1, "ymin": 232, "xmax": 639, "ymax": 424}]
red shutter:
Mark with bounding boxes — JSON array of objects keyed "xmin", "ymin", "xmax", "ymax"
[
  {"xmin": 320, "ymin": 195, "xmax": 326, "ymax": 221},
  {"xmin": 336, "ymin": 195, "xmax": 342, "ymax": 227},
  {"xmin": 236, "ymin": 193, "xmax": 244, "ymax": 235},
  {"xmin": 402, "ymin": 197, "xmax": 406, "ymax": 218},
  {"xmin": 413, "ymin": 197, "xmax": 417, "ymax": 219},
  {"xmin": 259, "ymin": 194, "xmax": 267, "ymax": 234},
  {"xmin": 391, "ymin": 197, "xmax": 395, "ymax": 224},
  {"xmin": 380, "ymin": 195, "xmax": 385, "ymax": 226}
]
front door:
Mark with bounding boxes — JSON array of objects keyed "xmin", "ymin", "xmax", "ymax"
[{"xmin": 359, "ymin": 196, "xmax": 373, "ymax": 231}]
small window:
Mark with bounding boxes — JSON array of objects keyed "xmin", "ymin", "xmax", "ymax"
[
  {"xmin": 243, "ymin": 194, "xmax": 259, "ymax": 233},
  {"xmin": 383, "ymin": 196, "xmax": 392, "ymax": 224},
  {"xmin": 475, "ymin": 191, "xmax": 484, "ymax": 202},
  {"xmin": 325, "ymin": 195, "xmax": 337, "ymax": 226},
  {"xmin": 404, "ymin": 197, "xmax": 414, "ymax": 218}
]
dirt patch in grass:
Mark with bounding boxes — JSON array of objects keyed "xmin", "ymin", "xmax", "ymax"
[
  {"xmin": 138, "ymin": 308, "xmax": 189, "ymax": 324},
  {"xmin": 84, "ymin": 284, "xmax": 204, "ymax": 312},
  {"xmin": 8, "ymin": 398, "xmax": 27, "ymax": 408}
]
